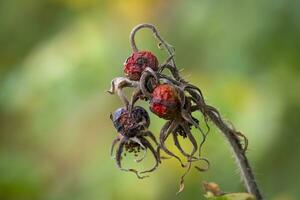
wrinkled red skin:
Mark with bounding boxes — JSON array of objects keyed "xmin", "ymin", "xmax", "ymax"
[
  {"xmin": 150, "ymin": 84, "xmax": 180, "ymax": 120},
  {"xmin": 124, "ymin": 51, "xmax": 159, "ymax": 81}
]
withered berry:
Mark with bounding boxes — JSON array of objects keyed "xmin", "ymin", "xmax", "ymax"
[
  {"xmin": 111, "ymin": 106, "xmax": 150, "ymax": 137},
  {"xmin": 150, "ymin": 83, "xmax": 180, "ymax": 120},
  {"xmin": 124, "ymin": 51, "xmax": 159, "ymax": 81},
  {"xmin": 110, "ymin": 106, "xmax": 160, "ymax": 179}
]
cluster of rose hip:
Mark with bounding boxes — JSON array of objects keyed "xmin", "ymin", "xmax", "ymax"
[
  {"xmin": 108, "ymin": 24, "xmax": 214, "ymax": 187},
  {"xmin": 108, "ymin": 23, "xmax": 254, "ymax": 196}
]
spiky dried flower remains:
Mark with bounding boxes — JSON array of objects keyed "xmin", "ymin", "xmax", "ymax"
[{"xmin": 107, "ymin": 23, "xmax": 262, "ymax": 199}]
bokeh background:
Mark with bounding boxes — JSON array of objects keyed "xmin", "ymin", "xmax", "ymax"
[{"xmin": 1, "ymin": 0, "xmax": 300, "ymax": 199}]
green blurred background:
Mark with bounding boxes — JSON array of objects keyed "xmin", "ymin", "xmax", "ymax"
[{"xmin": 0, "ymin": 0, "xmax": 299, "ymax": 199}]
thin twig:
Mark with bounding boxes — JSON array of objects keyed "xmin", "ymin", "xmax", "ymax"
[{"xmin": 130, "ymin": 23, "xmax": 177, "ymax": 68}]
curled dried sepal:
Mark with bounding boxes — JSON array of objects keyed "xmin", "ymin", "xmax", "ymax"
[
  {"xmin": 175, "ymin": 157, "xmax": 210, "ymax": 195},
  {"xmin": 176, "ymin": 162, "xmax": 192, "ymax": 195},
  {"xmin": 108, "ymin": 77, "xmax": 139, "ymax": 107}
]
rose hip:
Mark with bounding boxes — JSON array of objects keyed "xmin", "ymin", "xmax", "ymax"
[
  {"xmin": 150, "ymin": 84, "xmax": 180, "ymax": 120},
  {"xmin": 111, "ymin": 106, "xmax": 150, "ymax": 138},
  {"xmin": 124, "ymin": 51, "xmax": 159, "ymax": 81}
]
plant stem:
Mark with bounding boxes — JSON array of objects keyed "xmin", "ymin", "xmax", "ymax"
[{"xmin": 206, "ymin": 109, "xmax": 263, "ymax": 200}]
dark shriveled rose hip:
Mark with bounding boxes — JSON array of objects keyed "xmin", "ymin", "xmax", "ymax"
[
  {"xmin": 111, "ymin": 106, "xmax": 150, "ymax": 137},
  {"xmin": 110, "ymin": 105, "xmax": 160, "ymax": 179},
  {"xmin": 124, "ymin": 51, "xmax": 159, "ymax": 81}
]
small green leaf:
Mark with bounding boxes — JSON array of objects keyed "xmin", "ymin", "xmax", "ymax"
[{"xmin": 205, "ymin": 192, "xmax": 255, "ymax": 200}]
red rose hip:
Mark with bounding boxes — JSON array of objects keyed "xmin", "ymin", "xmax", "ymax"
[
  {"xmin": 124, "ymin": 51, "xmax": 159, "ymax": 81},
  {"xmin": 150, "ymin": 84, "xmax": 180, "ymax": 120}
]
